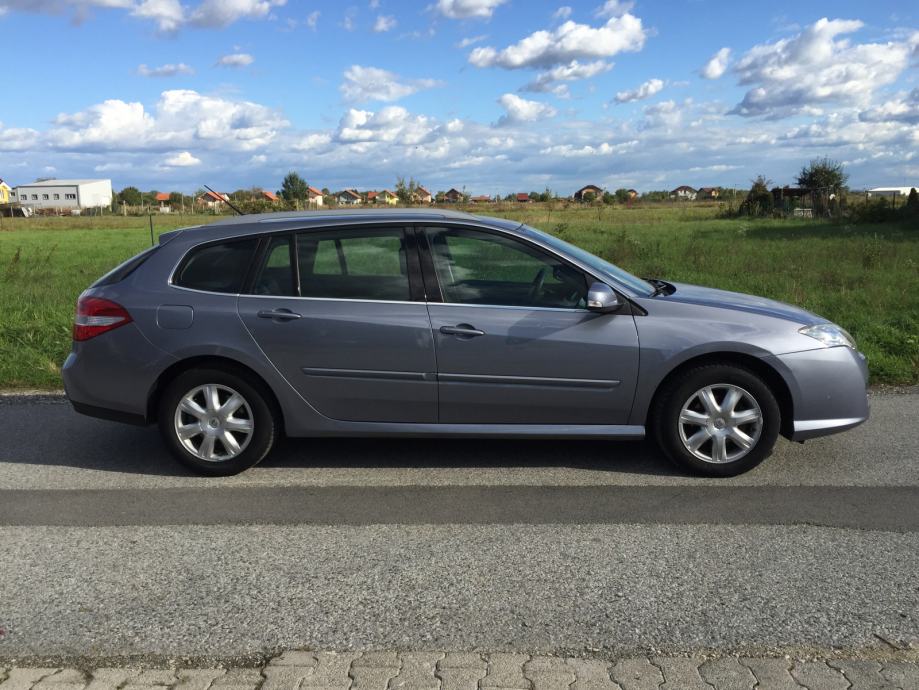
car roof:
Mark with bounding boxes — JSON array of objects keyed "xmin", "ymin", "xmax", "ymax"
[{"xmin": 159, "ymin": 208, "xmax": 525, "ymax": 245}]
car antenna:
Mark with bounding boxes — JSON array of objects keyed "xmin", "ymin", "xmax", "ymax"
[{"xmin": 204, "ymin": 185, "xmax": 245, "ymax": 216}]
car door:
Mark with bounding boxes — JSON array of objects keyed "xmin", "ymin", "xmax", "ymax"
[
  {"xmin": 420, "ymin": 225, "xmax": 639, "ymax": 425},
  {"xmin": 237, "ymin": 226, "xmax": 437, "ymax": 423}
]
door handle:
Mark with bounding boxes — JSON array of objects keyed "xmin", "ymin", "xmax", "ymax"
[
  {"xmin": 440, "ymin": 324, "xmax": 485, "ymax": 337},
  {"xmin": 257, "ymin": 309, "xmax": 302, "ymax": 321}
]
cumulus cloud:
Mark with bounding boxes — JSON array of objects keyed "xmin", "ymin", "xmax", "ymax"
[
  {"xmin": 216, "ymin": 52, "xmax": 254, "ymax": 68},
  {"xmin": 372, "ymin": 14, "xmax": 396, "ymax": 32},
  {"xmin": 0, "ymin": 0, "xmax": 285, "ymax": 30},
  {"xmin": 137, "ymin": 62, "xmax": 194, "ymax": 77},
  {"xmin": 335, "ymin": 106, "xmax": 436, "ymax": 146},
  {"xmin": 731, "ymin": 18, "xmax": 913, "ymax": 118},
  {"xmin": 859, "ymin": 88, "xmax": 919, "ymax": 125},
  {"xmin": 641, "ymin": 99, "xmax": 682, "ymax": 129},
  {"xmin": 435, "ymin": 0, "xmax": 507, "ymax": 20},
  {"xmin": 700, "ymin": 47, "xmax": 730, "ymax": 79},
  {"xmin": 594, "ymin": 0, "xmax": 633, "ymax": 17},
  {"xmin": 469, "ymin": 14, "xmax": 646, "ymax": 70},
  {"xmin": 46, "ymin": 89, "xmax": 287, "ymax": 152},
  {"xmin": 614, "ymin": 78, "xmax": 664, "ymax": 103},
  {"xmin": 496, "ymin": 93, "xmax": 556, "ymax": 125},
  {"xmin": 522, "ymin": 59, "xmax": 612, "ymax": 93},
  {"xmin": 163, "ymin": 151, "xmax": 201, "ymax": 167},
  {"xmin": 340, "ymin": 65, "xmax": 443, "ymax": 103}
]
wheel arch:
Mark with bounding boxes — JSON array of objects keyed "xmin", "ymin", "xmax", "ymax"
[
  {"xmin": 646, "ymin": 351, "xmax": 795, "ymax": 439},
  {"xmin": 146, "ymin": 355, "xmax": 287, "ymax": 433}
]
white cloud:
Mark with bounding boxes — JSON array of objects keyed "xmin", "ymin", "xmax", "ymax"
[
  {"xmin": 189, "ymin": 0, "xmax": 285, "ymax": 28},
  {"xmin": 457, "ymin": 34, "xmax": 487, "ymax": 48},
  {"xmin": 469, "ymin": 14, "xmax": 646, "ymax": 69},
  {"xmin": 435, "ymin": 0, "xmax": 506, "ymax": 20},
  {"xmin": 216, "ymin": 52, "xmax": 254, "ymax": 68},
  {"xmin": 731, "ymin": 18, "xmax": 913, "ymax": 118},
  {"xmin": 46, "ymin": 89, "xmax": 287, "ymax": 152},
  {"xmin": 335, "ymin": 106, "xmax": 436, "ymax": 147},
  {"xmin": 523, "ymin": 59, "xmax": 611, "ymax": 93},
  {"xmin": 305, "ymin": 9, "xmax": 319, "ymax": 29},
  {"xmin": 340, "ymin": 65, "xmax": 443, "ymax": 103},
  {"xmin": 859, "ymin": 88, "xmax": 919, "ymax": 125},
  {"xmin": 497, "ymin": 93, "xmax": 556, "ymax": 125},
  {"xmin": 553, "ymin": 6, "xmax": 571, "ymax": 20},
  {"xmin": 163, "ymin": 150, "xmax": 201, "ymax": 167},
  {"xmin": 594, "ymin": 0, "xmax": 633, "ymax": 18},
  {"xmin": 614, "ymin": 77, "xmax": 663, "ymax": 103},
  {"xmin": 700, "ymin": 47, "xmax": 730, "ymax": 79},
  {"xmin": 641, "ymin": 99, "xmax": 682, "ymax": 129},
  {"xmin": 137, "ymin": 62, "xmax": 194, "ymax": 77},
  {"xmin": 132, "ymin": 0, "xmax": 184, "ymax": 31},
  {"xmin": 373, "ymin": 14, "xmax": 396, "ymax": 32}
]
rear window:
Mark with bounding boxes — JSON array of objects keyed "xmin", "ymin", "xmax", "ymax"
[
  {"xmin": 174, "ymin": 239, "xmax": 258, "ymax": 294},
  {"xmin": 92, "ymin": 246, "xmax": 159, "ymax": 287}
]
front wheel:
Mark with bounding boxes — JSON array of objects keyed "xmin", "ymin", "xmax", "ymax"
[
  {"xmin": 158, "ymin": 368, "xmax": 277, "ymax": 476},
  {"xmin": 653, "ymin": 364, "xmax": 781, "ymax": 477}
]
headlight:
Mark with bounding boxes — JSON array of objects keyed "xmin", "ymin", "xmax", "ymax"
[{"xmin": 799, "ymin": 323, "xmax": 856, "ymax": 349}]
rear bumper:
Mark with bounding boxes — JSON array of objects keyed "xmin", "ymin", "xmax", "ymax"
[
  {"xmin": 62, "ymin": 323, "xmax": 174, "ymax": 424},
  {"xmin": 767, "ymin": 346, "xmax": 869, "ymax": 442}
]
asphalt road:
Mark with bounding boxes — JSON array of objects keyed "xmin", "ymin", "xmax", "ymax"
[{"xmin": 1, "ymin": 392, "xmax": 918, "ymax": 661}]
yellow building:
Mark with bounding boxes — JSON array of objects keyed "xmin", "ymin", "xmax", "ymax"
[{"xmin": 0, "ymin": 179, "xmax": 11, "ymax": 204}]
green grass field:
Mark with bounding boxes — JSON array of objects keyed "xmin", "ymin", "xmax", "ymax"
[{"xmin": 0, "ymin": 205, "xmax": 916, "ymax": 389}]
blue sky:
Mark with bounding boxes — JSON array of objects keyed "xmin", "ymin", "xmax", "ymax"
[{"xmin": 1, "ymin": 0, "xmax": 917, "ymax": 195}]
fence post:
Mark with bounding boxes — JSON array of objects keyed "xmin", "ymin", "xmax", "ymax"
[{"xmin": 149, "ymin": 214, "xmax": 155, "ymax": 247}]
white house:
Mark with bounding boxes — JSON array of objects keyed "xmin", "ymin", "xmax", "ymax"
[
  {"xmin": 307, "ymin": 186, "xmax": 324, "ymax": 207},
  {"xmin": 15, "ymin": 179, "xmax": 113, "ymax": 210},
  {"xmin": 670, "ymin": 185, "xmax": 697, "ymax": 201},
  {"xmin": 867, "ymin": 186, "xmax": 918, "ymax": 198},
  {"xmin": 336, "ymin": 189, "xmax": 362, "ymax": 205}
]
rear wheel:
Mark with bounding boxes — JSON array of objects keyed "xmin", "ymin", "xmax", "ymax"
[
  {"xmin": 653, "ymin": 364, "xmax": 780, "ymax": 477},
  {"xmin": 158, "ymin": 368, "xmax": 277, "ymax": 476}
]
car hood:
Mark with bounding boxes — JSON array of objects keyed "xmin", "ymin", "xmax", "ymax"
[{"xmin": 658, "ymin": 281, "xmax": 824, "ymax": 325}]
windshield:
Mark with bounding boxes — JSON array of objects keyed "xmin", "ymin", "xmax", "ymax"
[{"xmin": 522, "ymin": 225, "xmax": 656, "ymax": 296}]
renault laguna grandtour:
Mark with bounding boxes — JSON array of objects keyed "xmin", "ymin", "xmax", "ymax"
[{"xmin": 63, "ymin": 209, "xmax": 869, "ymax": 476}]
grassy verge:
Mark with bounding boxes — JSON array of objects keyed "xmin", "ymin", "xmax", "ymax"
[{"xmin": 0, "ymin": 206, "xmax": 916, "ymax": 389}]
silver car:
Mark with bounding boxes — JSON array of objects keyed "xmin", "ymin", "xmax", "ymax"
[{"xmin": 63, "ymin": 209, "xmax": 869, "ymax": 476}]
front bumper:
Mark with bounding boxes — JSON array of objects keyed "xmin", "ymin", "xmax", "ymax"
[{"xmin": 766, "ymin": 346, "xmax": 869, "ymax": 441}]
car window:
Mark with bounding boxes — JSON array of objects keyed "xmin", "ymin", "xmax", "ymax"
[
  {"xmin": 174, "ymin": 238, "xmax": 258, "ymax": 294},
  {"xmin": 252, "ymin": 235, "xmax": 296, "ymax": 296},
  {"xmin": 423, "ymin": 227, "xmax": 588, "ymax": 309},
  {"xmin": 297, "ymin": 229, "xmax": 410, "ymax": 301}
]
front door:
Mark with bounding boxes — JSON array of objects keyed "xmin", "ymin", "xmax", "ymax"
[
  {"xmin": 420, "ymin": 226, "xmax": 639, "ymax": 425},
  {"xmin": 238, "ymin": 227, "xmax": 437, "ymax": 423}
]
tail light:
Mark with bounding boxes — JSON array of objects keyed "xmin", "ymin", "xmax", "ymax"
[{"xmin": 73, "ymin": 295, "xmax": 133, "ymax": 341}]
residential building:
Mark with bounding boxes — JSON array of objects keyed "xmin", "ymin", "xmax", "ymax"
[
  {"xmin": 627, "ymin": 189, "xmax": 638, "ymax": 199},
  {"xmin": 516, "ymin": 193, "xmax": 532, "ymax": 203},
  {"xmin": 697, "ymin": 187, "xmax": 720, "ymax": 199},
  {"xmin": 444, "ymin": 188, "xmax": 463, "ymax": 203},
  {"xmin": 414, "ymin": 187, "xmax": 433, "ymax": 204},
  {"xmin": 0, "ymin": 179, "xmax": 11, "ymax": 204},
  {"xmin": 261, "ymin": 191, "xmax": 279, "ymax": 203},
  {"xmin": 573, "ymin": 184, "xmax": 603, "ymax": 202},
  {"xmin": 307, "ymin": 186, "xmax": 324, "ymax": 206},
  {"xmin": 372, "ymin": 190, "xmax": 397, "ymax": 205},
  {"xmin": 196, "ymin": 190, "xmax": 229, "ymax": 209},
  {"xmin": 470, "ymin": 195, "xmax": 492, "ymax": 204},
  {"xmin": 670, "ymin": 185, "xmax": 697, "ymax": 200},
  {"xmin": 14, "ymin": 179, "xmax": 113, "ymax": 210},
  {"xmin": 336, "ymin": 189, "xmax": 362, "ymax": 205}
]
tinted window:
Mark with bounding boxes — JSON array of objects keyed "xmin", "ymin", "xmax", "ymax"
[
  {"xmin": 253, "ymin": 235, "xmax": 295, "ymax": 295},
  {"xmin": 424, "ymin": 227, "xmax": 588, "ymax": 308},
  {"xmin": 175, "ymin": 239, "xmax": 258, "ymax": 293},
  {"xmin": 298, "ymin": 229, "xmax": 409, "ymax": 301}
]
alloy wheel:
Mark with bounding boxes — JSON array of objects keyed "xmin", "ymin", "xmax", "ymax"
[
  {"xmin": 677, "ymin": 384, "xmax": 763, "ymax": 464},
  {"xmin": 173, "ymin": 384, "xmax": 254, "ymax": 462}
]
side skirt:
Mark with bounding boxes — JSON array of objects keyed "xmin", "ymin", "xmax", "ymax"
[{"xmin": 295, "ymin": 423, "xmax": 646, "ymax": 440}]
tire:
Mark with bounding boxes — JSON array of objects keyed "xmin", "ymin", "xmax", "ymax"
[
  {"xmin": 158, "ymin": 367, "xmax": 278, "ymax": 476},
  {"xmin": 652, "ymin": 363, "xmax": 781, "ymax": 477}
]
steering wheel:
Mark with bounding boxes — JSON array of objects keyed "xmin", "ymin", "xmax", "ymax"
[{"xmin": 528, "ymin": 267, "xmax": 548, "ymax": 304}]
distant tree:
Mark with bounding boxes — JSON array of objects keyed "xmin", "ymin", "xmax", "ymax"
[
  {"xmin": 503, "ymin": 193, "xmax": 515, "ymax": 202},
  {"xmin": 742, "ymin": 175, "xmax": 774, "ymax": 217},
  {"xmin": 601, "ymin": 191, "xmax": 616, "ymax": 205},
  {"xmin": 614, "ymin": 188, "xmax": 631, "ymax": 204},
  {"xmin": 537, "ymin": 187, "xmax": 553, "ymax": 203},
  {"xmin": 280, "ymin": 171, "xmax": 309, "ymax": 203},
  {"xmin": 395, "ymin": 176, "xmax": 419, "ymax": 204},
  {"xmin": 321, "ymin": 187, "xmax": 331, "ymax": 196},
  {"xmin": 582, "ymin": 191, "xmax": 596, "ymax": 203},
  {"xmin": 796, "ymin": 157, "xmax": 849, "ymax": 193},
  {"xmin": 906, "ymin": 188, "xmax": 919, "ymax": 220},
  {"xmin": 119, "ymin": 186, "xmax": 142, "ymax": 206}
]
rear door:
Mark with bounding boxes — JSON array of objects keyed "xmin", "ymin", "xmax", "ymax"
[
  {"xmin": 420, "ymin": 225, "xmax": 640, "ymax": 425},
  {"xmin": 237, "ymin": 226, "xmax": 437, "ymax": 423}
]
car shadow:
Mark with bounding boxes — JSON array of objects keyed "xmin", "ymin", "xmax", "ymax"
[{"xmin": 0, "ymin": 402, "xmax": 680, "ymax": 478}]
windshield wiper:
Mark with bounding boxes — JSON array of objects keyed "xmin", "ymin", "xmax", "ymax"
[{"xmin": 646, "ymin": 278, "xmax": 674, "ymax": 297}]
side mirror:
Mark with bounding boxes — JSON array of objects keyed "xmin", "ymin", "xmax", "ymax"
[{"xmin": 587, "ymin": 282, "xmax": 622, "ymax": 313}]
